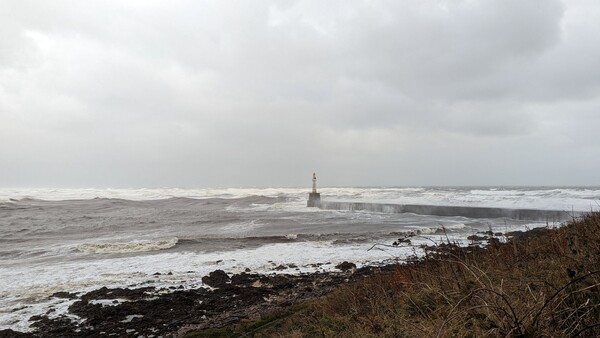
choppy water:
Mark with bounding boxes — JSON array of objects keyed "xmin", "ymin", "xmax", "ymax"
[{"xmin": 0, "ymin": 186, "xmax": 598, "ymax": 331}]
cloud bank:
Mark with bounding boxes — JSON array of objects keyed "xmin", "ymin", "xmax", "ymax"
[{"xmin": 1, "ymin": 0, "xmax": 600, "ymax": 187}]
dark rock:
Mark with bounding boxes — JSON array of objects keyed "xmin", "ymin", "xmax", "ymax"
[
  {"xmin": 50, "ymin": 291, "xmax": 78, "ymax": 299},
  {"xmin": 393, "ymin": 238, "xmax": 411, "ymax": 246},
  {"xmin": 10, "ymin": 306, "xmax": 27, "ymax": 313},
  {"xmin": 268, "ymin": 275, "xmax": 295, "ymax": 290},
  {"xmin": 231, "ymin": 273, "xmax": 261, "ymax": 287},
  {"xmin": 0, "ymin": 329, "xmax": 32, "ymax": 337},
  {"xmin": 467, "ymin": 235, "xmax": 488, "ymax": 241},
  {"xmin": 16, "ymin": 263, "xmax": 399, "ymax": 337},
  {"xmin": 487, "ymin": 238, "xmax": 500, "ymax": 245},
  {"xmin": 274, "ymin": 265, "xmax": 287, "ymax": 271},
  {"xmin": 30, "ymin": 314, "xmax": 80, "ymax": 337},
  {"xmin": 202, "ymin": 270, "xmax": 230, "ymax": 288},
  {"xmin": 335, "ymin": 261, "xmax": 356, "ymax": 271},
  {"xmin": 506, "ymin": 227, "xmax": 550, "ymax": 240},
  {"xmin": 79, "ymin": 287, "xmax": 155, "ymax": 302}
]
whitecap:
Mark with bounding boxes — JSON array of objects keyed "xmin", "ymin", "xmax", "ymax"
[{"xmin": 76, "ymin": 238, "xmax": 178, "ymax": 254}]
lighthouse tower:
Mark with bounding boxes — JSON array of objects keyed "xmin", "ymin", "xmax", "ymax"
[{"xmin": 307, "ymin": 172, "xmax": 321, "ymax": 207}]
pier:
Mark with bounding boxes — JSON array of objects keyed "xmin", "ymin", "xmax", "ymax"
[{"xmin": 306, "ymin": 176, "xmax": 581, "ymax": 221}]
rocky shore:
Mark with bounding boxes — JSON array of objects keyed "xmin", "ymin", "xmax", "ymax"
[{"xmin": 0, "ymin": 262, "xmax": 396, "ymax": 337}]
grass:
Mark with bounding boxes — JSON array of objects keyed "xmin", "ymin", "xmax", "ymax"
[
  {"xmin": 186, "ymin": 212, "xmax": 600, "ymax": 337},
  {"xmin": 185, "ymin": 303, "xmax": 310, "ymax": 338}
]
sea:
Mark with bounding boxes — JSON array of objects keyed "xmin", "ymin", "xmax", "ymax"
[{"xmin": 1, "ymin": 186, "xmax": 598, "ymax": 332}]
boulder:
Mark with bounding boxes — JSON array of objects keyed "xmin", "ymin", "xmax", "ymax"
[{"xmin": 202, "ymin": 270, "xmax": 230, "ymax": 288}]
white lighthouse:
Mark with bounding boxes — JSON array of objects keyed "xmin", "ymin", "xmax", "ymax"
[{"xmin": 307, "ymin": 172, "xmax": 321, "ymax": 207}]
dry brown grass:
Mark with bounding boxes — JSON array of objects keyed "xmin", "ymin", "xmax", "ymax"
[{"xmin": 253, "ymin": 212, "xmax": 600, "ymax": 337}]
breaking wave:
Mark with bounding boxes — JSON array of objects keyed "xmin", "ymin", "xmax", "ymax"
[{"xmin": 77, "ymin": 238, "xmax": 179, "ymax": 254}]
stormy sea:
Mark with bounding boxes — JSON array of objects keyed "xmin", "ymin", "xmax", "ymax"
[{"xmin": 0, "ymin": 186, "xmax": 598, "ymax": 332}]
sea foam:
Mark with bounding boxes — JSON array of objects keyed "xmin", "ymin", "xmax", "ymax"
[{"xmin": 76, "ymin": 238, "xmax": 178, "ymax": 254}]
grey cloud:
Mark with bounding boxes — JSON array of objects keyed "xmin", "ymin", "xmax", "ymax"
[{"xmin": 1, "ymin": 0, "xmax": 599, "ymax": 187}]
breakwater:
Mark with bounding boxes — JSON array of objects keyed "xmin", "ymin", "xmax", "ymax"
[{"xmin": 316, "ymin": 201, "xmax": 582, "ymax": 221}]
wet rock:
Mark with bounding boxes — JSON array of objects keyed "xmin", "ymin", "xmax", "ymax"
[
  {"xmin": 467, "ymin": 235, "xmax": 488, "ymax": 241},
  {"xmin": 29, "ymin": 315, "xmax": 81, "ymax": 337},
  {"xmin": 0, "ymin": 329, "xmax": 32, "ymax": 337},
  {"xmin": 335, "ymin": 261, "xmax": 356, "ymax": 271},
  {"xmin": 268, "ymin": 275, "xmax": 294, "ymax": 290},
  {"xmin": 230, "ymin": 273, "xmax": 261, "ymax": 287},
  {"xmin": 202, "ymin": 270, "xmax": 230, "ymax": 288},
  {"xmin": 10, "ymin": 306, "xmax": 28, "ymax": 313},
  {"xmin": 80, "ymin": 287, "xmax": 155, "ymax": 302},
  {"xmin": 506, "ymin": 227, "xmax": 550, "ymax": 240},
  {"xmin": 392, "ymin": 238, "xmax": 411, "ymax": 246},
  {"xmin": 487, "ymin": 237, "xmax": 500, "ymax": 245},
  {"xmin": 11, "ymin": 263, "xmax": 399, "ymax": 337},
  {"xmin": 50, "ymin": 291, "xmax": 78, "ymax": 299}
]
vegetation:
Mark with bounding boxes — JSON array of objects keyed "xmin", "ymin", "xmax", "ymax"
[{"xmin": 187, "ymin": 212, "xmax": 600, "ymax": 337}]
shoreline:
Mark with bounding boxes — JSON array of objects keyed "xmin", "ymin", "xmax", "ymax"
[
  {"xmin": 1, "ymin": 262, "xmax": 398, "ymax": 337},
  {"xmin": 0, "ymin": 223, "xmax": 572, "ymax": 337},
  {"xmin": 2, "ymin": 212, "xmax": 598, "ymax": 337}
]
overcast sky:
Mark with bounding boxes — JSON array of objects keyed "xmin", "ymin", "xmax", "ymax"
[{"xmin": 1, "ymin": 0, "xmax": 600, "ymax": 188}]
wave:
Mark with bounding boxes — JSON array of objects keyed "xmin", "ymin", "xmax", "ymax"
[
  {"xmin": 0, "ymin": 195, "xmax": 285, "ymax": 215},
  {"xmin": 0, "ymin": 188, "xmax": 307, "ymax": 203},
  {"xmin": 77, "ymin": 238, "xmax": 179, "ymax": 254},
  {"xmin": 177, "ymin": 234, "xmax": 315, "ymax": 244},
  {"xmin": 2, "ymin": 187, "xmax": 599, "ymax": 212}
]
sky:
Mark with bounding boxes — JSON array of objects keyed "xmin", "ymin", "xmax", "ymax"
[{"xmin": 1, "ymin": 0, "xmax": 600, "ymax": 188}]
